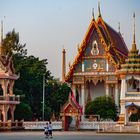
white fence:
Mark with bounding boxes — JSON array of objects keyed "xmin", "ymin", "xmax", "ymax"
[
  {"xmin": 79, "ymin": 121, "xmax": 117, "ymax": 130},
  {"xmin": 23, "ymin": 121, "xmax": 117, "ymax": 131},
  {"xmin": 23, "ymin": 121, "xmax": 62, "ymax": 130},
  {"xmin": 23, "ymin": 121, "xmax": 140, "ymax": 133}
]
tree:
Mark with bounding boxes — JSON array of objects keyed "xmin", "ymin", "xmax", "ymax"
[
  {"xmin": 85, "ymin": 96, "xmax": 117, "ymax": 120},
  {"xmin": 2, "ymin": 29, "xmax": 27, "ymax": 56},
  {"xmin": 45, "ymin": 81, "xmax": 70, "ymax": 120},
  {"xmin": 15, "ymin": 102, "xmax": 32, "ymax": 121},
  {"xmin": 3, "ymin": 29, "xmax": 70, "ymax": 121}
]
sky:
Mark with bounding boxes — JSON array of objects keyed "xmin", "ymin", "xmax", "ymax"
[{"xmin": 0, "ymin": 0, "xmax": 140, "ymax": 79}]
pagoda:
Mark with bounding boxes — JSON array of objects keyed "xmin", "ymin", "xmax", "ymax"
[
  {"xmin": 0, "ymin": 22, "xmax": 20, "ymax": 124},
  {"xmin": 118, "ymin": 13, "xmax": 140, "ymax": 124},
  {"xmin": 62, "ymin": 2, "xmax": 129, "ymax": 122}
]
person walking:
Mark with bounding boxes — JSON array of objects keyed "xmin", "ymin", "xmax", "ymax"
[
  {"xmin": 44, "ymin": 122, "xmax": 49, "ymax": 138},
  {"xmin": 48, "ymin": 121, "xmax": 53, "ymax": 138}
]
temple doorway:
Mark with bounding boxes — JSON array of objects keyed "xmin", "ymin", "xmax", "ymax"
[{"xmin": 60, "ymin": 92, "xmax": 82, "ymax": 131}]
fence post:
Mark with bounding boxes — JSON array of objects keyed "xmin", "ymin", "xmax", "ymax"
[
  {"xmin": 97, "ymin": 123, "xmax": 100, "ymax": 132},
  {"xmin": 137, "ymin": 125, "xmax": 140, "ymax": 133}
]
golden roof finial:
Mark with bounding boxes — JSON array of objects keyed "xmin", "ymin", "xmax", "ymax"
[
  {"xmin": 98, "ymin": 0, "xmax": 101, "ymax": 17},
  {"xmin": 131, "ymin": 12, "xmax": 137, "ymax": 52},
  {"xmin": 133, "ymin": 12, "xmax": 136, "ymax": 44},
  {"xmin": 92, "ymin": 8, "xmax": 95, "ymax": 20}
]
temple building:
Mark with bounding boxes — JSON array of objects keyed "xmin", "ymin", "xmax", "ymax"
[
  {"xmin": 61, "ymin": 3, "xmax": 140, "ymax": 127},
  {"xmin": 0, "ymin": 22, "xmax": 20, "ymax": 123}
]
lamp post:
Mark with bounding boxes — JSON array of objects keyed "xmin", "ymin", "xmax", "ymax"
[{"xmin": 42, "ymin": 74, "xmax": 45, "ymax": 121}]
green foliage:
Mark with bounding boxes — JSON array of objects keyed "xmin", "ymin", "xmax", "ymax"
[
  {"xmin": 3, "ymin": 29, "xmax": 27, "ymax": 56},
  {"xmin": 3, "ymin": 29, "xmax": 71, "ymax": 121},
  {"xmin": 45, "ymin": 82, "xmax": 70, "ymax": 120},
  {"xmin": 15, "ymin": 103, "xmax": 32, "ymax": 121},
  {"xmin": 85, "ymin": 96, "xmax": 117, "ymax": 120}
]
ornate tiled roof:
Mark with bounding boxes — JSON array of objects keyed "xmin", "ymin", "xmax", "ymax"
[
  {"xmin": 65, "ymin": 13, "xmax": 128, "ymax": 82},
  {"xmin": 118, "ymin": 40, "xmax": 140, "ymax": 74},
  {"xmin": 118, "ymin": 13, "xmax": 140, "ymax": 75}
]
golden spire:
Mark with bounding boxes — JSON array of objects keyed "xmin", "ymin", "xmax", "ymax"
[
  {"xmin": 98, "ymin": 0, "xmax": 101, "ymax": 17},
  {"xmin": 92, "ymin": 8, "xmax": 95, "ymax": 20},
  {"xmin": 133, "ymin": 13, "xmax": 136, "ymax": 44},
  {"xmin": 131, "ymin": 12, "xmax": 137, "ymax": 52}
]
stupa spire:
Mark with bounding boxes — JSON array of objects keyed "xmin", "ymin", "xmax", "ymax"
[
  {"xmin": 92, "ymin": 8, "xmax": 95, "ymax": 20},
  {"xmin": 131, "ymin": 12, "xmax": 137, "ymax": 51},
  {"xmin": 98, "ymin": 0, "xmax": 101, "ymax": 17}
]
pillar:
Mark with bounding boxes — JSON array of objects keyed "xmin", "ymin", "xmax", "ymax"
[
  {"xmin": 1, "ymin": 79, "xmax": 8, "ymax": 96},
  {"xmin": 120, "ymin": 75, "xmax": 126, "ymax": 100},
  {"xmin": 105, "ymin": 83, "xmax": 109, "ymax": 96},
  {"xmin": 62, "ymin": 48, "xmax": 66, "ymax": 82},
  {"xmin": 9, "ymin": 80, "xmax": 14, "ymax": 95},
  {"xmin": 118, "ymin": 75, "xmax": 126, "ymax": 124},
  {"xmin": 81, "ymin": 84, "xmax": 85, "ymax": 121},
  {"xmin": 72, "ymin": 84, "xmax": 76, "ymax": 97},
  {"xmin": 10, "ymin": 105, "xmax": 16, "ymax": 122},
  {"xmin": 2, "ymin": 105, "xmax": 9, "ymax": 122},
  {"xmin": 115, "ymin": 83, "xmax": 119, "ymax": 107}
]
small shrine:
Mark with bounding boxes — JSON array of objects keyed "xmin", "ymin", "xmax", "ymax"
[
  {"xmin": 60, "ymin": 92, "xmax": 82, "ymax": 131},
  {"xmin": 0, "ymin": 25, "xmax": 20, "ymax": 125}
]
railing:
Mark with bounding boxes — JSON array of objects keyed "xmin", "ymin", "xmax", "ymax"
[
  {"xmin": 23, "ymin": 121, "xmax": 62, "ymax": 130},
  {"xmin": 0, "ymin": 95, "xmax": 20, "ymax": 103}
]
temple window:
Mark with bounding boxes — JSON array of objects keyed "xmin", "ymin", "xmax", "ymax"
[
  {"xmin": 0, "ymin": 85, "xmax": 3, "ymax": 96},
  {"xmin": 127, "ymin": 77, "xmax": 140, "ymax": 92}
]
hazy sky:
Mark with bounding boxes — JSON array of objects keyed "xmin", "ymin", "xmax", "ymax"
[{"xmin": 0, "ymin": 0, "xmax": 140, "ymax": 79}]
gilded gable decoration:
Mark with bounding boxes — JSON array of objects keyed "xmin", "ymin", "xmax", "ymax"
[{"xmin": 91, "ymin": 40, "xmax": 99, "ymax": 55}]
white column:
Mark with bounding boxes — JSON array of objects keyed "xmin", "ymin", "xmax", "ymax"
[
  {"xmin": 72, "ymin": 84, "xmax": 76, "ymax": 97},
  {"xmin": 106, "ymin": 60, "xmax": 109, "ymax": 71},
  {"xmin": 125, "ymin": 109, "xmax": 128, "ymax": 125},
  {"xmin": 115, "ymin": 83, "xmax": 119, "ymax": 107},
  {"xmin": 81, "ymin": 84, "xmax": 85, "ymax": 121},
  {"xmin": 120, "ymin": 78, "xmax": 126, "ymax": 100},
  {"xmin": 105, "ymin": 83, "xmax": 109, "ymax": 96}
]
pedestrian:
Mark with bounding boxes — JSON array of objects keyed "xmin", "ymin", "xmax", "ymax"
[
  {"xmin": 48, "ymin": 121, "xmax": 53, "ymax": 138},
  {"xmin": 44, "ymin": 122, "xmax": 49, "ymax": 138}
]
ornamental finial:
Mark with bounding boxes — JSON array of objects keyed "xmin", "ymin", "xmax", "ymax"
[
  {"xmin": 98, "ymin": 0, "xmax": 101, "ymax": 17},
  {"xmin": 131, "ymin": 12, "xmax": 137, "ymax": 52},
  {"xmin": 133, "ymin": 12, "xmax": 136, "ymax": 44},
  {"xmin": 92, "ymin": 8, "xmax": 95, "ymax": 20}
]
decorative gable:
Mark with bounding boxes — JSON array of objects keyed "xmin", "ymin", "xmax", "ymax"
[{"xmin": 65, "ymin": 14, "xmax": 128, "ymax": 82}]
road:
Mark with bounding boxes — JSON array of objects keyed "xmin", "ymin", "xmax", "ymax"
[{"xmin": 0, "ymin": 131, "xmax": 140, "ymax": 140}]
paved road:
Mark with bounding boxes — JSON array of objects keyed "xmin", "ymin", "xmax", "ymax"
[{"xmin": 0, "ymin": 131, "xmax": 140, "ymax": 140}]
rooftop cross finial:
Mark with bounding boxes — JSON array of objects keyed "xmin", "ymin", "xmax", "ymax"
[
  {"xmin": 92, "ymin": 8, "xmax": 95, "ymax": 20},
  {"xmin": 98, "ymin": 0, "xmax": 101, "ymax": 17}
]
